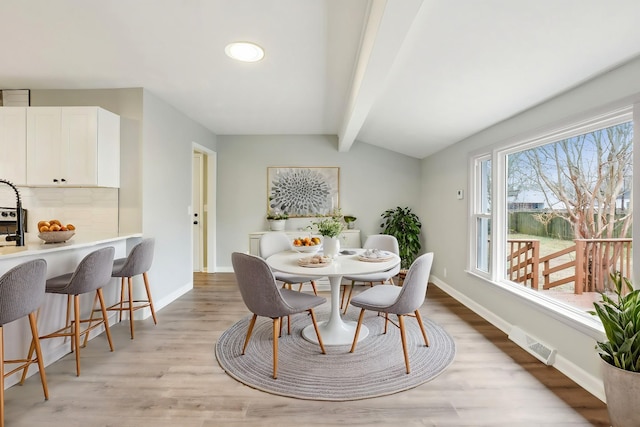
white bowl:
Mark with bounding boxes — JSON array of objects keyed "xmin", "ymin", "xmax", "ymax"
[
  {"xmin": 292, "ymin": 244, "xmax": 321, "ymax": 254},
  {"xmin": 38, "ymin": 230, "xmax": 75, "ymax": 243}
]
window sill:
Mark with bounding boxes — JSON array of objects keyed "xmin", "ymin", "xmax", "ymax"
[{"xmin": 466, "ymin": 269, "xmax": 605, "ymax": 340}]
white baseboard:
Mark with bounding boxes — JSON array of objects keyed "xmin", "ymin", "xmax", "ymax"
[{"xmin": 430, "ymin": 275, "xmax": 606, "ymax": 403}]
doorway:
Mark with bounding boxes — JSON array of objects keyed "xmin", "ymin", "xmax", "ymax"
[{"xmin": 192, "ymin": 151, "xmax": 205, "ymax": 272}]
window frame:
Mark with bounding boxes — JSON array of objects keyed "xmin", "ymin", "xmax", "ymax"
[{"xmin": 468, "ymin": 105, "xmax": 633, "ymax": 334}]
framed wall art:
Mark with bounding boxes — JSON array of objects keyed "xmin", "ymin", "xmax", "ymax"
[{"xmin": 267, "ymin": 167, "xmax": 339, "ymax": 217}]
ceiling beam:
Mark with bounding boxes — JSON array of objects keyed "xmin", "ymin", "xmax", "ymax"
[{"xmin": 338, "ymin": 0, "xmax": 424, "ymax": 153}]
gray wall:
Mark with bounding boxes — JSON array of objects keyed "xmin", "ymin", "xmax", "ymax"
[
  {"xmin": 216, "ymin": 135, "xmax": 421, "ymax": 269},
  {"xmin": 419, "ymin": 56, "xmax": 640, "ymax": 400},
  {"xmin": 141, "ymin": 89, "xmax": 217, "ymax": 302}
]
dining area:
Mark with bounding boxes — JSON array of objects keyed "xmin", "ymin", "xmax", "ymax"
[{"xmin": 213, "ymin": 231, "xmax": 453, "ymax": 402}]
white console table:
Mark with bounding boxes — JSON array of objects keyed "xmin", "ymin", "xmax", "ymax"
[{"xmin": 248, "ymin": 229, "xmax": 361, "ymax": 256}]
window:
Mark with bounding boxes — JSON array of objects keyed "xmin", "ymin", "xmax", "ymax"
[
  {"xmin": 470, "ymin": 107, "xmax": 633, "ymax": 315},
  {"xmin": 472, "ymin": 156, "xmax": 491, "ymax": 275}
]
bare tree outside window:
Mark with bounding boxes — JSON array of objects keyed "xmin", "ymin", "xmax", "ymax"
[{"xmin": 506, "ymin": 121, "xmax": 633, "ymax": 298}]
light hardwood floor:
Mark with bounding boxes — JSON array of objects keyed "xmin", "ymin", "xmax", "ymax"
[{"xmin": 4, "ymin": 273, "xmax": 609, "ymax": 426}]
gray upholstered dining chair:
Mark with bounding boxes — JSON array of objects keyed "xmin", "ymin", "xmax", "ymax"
[
  {"xmin": 107, "ymin": 238, "xmax": 157, "ymax": 339},
  {"xmin": 341, "ymin": 234, "xmax": 401, "ymax": 313},
  {"xmin": 231, "ymin": 252, "xmax": 326, "ymax": 379},
  {"xmin": 259, "ymin": 232, "xmax": 320, "ymax": 295},
  {"xmin": 1, "ymin": 259, "xmax": 49, "ymax": 427},
  {"xmin": 349, "ymin": 252, "xmax": 434, "ymax": 374},
  {"xmin": 39, "ymin": 246, "xmax": 115, "ymax": 376}
]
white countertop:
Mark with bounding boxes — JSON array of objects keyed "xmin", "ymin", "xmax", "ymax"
[{"xmin": 0, "ymin": 232, "xmax": 143, "ymax": 259}]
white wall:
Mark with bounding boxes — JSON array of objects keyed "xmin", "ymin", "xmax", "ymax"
[
  {"xmin": 419, "ymin": 56, "xmax": 640, "ymax": 401},
  {"xmin": 216, "ymin": 135, "xmax": 421, "ymax": 270}
]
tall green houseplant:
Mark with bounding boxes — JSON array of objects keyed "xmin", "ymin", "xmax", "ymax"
[{"xmin": 380, "ymin": 207, "xmax": 422, "ymax": 269}]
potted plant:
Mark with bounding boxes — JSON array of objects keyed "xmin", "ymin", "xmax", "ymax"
[
  {"xmin": 344, "ymin": 215, "xmax": 357, "ymax": 229},
  {"xmin": 589, "ymin": 271, "xmax": 640, "ymax": 427},
  {"xmin": 380, "ymin": 206, "xmax": 422, "ymax": 269},
  {"xmin": 266, "ymin": 209, "xmax": 289, "ymax": 231},
  {"xmin": 313, "ymin": 212, "xmax": 344, "ymax": 258}
]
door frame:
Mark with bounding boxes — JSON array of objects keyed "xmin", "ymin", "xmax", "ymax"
[{"xmin": 192, "ymin": 143, "xmax": 217, "ymax": 273}]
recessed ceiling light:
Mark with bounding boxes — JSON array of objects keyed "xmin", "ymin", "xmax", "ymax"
[{"xmin": 225, "ymin": 42, "xmax": 265, "ymax": 62}]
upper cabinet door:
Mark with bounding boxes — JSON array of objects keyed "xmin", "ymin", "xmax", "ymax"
[
  {"xmin": 0, "ymin": 107, "xmax": 27, "ymax": 185},
  {"xmin": 26, "ymin": 106, "xmax": 120, "ymax": 187},
  {"xmin": 61, "ymin": 107, "xmax": 98, "ymax": 186},
  {"xmin": 26, "ymin": 107, "xmax": 63, "ymax": 186}
]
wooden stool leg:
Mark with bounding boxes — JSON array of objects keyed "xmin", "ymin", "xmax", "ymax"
[
  {"xmin": 82, "ymin": 293, "xmax": 99, "ymax": 348},
  {"xmin": 119, "ymin": 277, "xmax": 126, "ymax": 323},
  {"xmin": 142, "ymin": 272, "xmax": 158, "ymax": 324},
  {"xmin": 128, "ymin": 277, "xmax": 135, "ymax": 339},
  {"xmin": 97, "ymin": 288, "xmax": 114, "ymax": 351},
  {"xmin": 73, "ymin": 295, "xmax": 81, "ymax": 376},
  {"xmin": 1, "ymin": 326, "xmax": 5, "ymax": 427},
  {"xmin": 27, "ymin": 312, "xmax": 48, "ymax": 400}
]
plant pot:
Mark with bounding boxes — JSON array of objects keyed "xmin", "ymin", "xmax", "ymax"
[
  {"xmin": 323, "ymin": 236, "xmax": 340, "ymax": 258},
  {"xmin": 268, "ymin": 219, "xmax": 286, "ymax": 231},
  {"xmin": 601, "ymin": 357, "xmax": 640, "ymax": 427},
  {"xmin": 347, "ymin": 222, "xmax": 355, "ymax": 229}
]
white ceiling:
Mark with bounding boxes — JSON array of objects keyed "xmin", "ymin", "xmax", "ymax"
[{"xmin": 2, "ymin": 0, "xmax": 640, "ymax": 159}]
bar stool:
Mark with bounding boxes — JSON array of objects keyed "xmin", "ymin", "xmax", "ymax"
[
  {"xmin": 39, "ymin": 246, "xmax": 115, "ymax": 376},
  {"xmin": 107, "ymin": 238, "xmax": 157, "ymax": 339},
  {"xmin": 0, "ymin": 259, "xmax": 48, "ymax": 427}
]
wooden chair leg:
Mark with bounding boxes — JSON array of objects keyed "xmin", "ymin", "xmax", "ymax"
[
  {"xmin": 27, "ymin": 312, "xmax": 49, "ymax": 400},
  {"xmin": 272, "ymin": 317, "xmax": 279, "ymax": 379},
  {"xmin": 414, "ymin": 310, "xmax": 429, "ymax": 346},
  {"xmin": 384, "ymin": 312, "xmax": 389, "ymax": 334},
  {"xmin": 310, "ymin": 281, "xmax": 318, "ymax": 296},
  {"xmin": 308, "ymin": 309, "xmax": 325, "ymax": 354},
  {"xmin": 343, "ymin": 282, "xmax": 355, "ymax": 314},
  {"xmin": 398, "ymin": 315, "xmax": 410, "ymax": 374},
  {"xmin": 97, "ymin": 288, "xmax": 114, "ymax": 351},
  {"xmin": 242, "ymin": 314, "xmax": 258, "ymax": 354},
  {"xmin": 349, "ymin": 308, "xmax": 366, "ymax": 353}
]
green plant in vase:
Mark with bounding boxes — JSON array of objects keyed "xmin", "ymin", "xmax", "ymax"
[
  {"xmin": 380, "ymin": 206, "xmax": 422, "ymax": 269},
  {"xmin": 588, "ymin": 271, "xmax": 640, "ymax": 426},
  {"xmin": 344, "ymin": 215, "xmax": 357, "ymax": 229}
]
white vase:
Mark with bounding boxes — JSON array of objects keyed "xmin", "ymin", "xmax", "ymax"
[
  {"xmin": 269, "ymin": 219, "xmax": 286, "ymax": 231},
  {"xmin": 323, "ymin": 236, "xmax": 340, "ymax": 258}
]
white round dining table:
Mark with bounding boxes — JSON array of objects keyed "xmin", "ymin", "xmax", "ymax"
[{"xmin": 266, "ymin": 249, "xmax": 400, "ymax": 346}]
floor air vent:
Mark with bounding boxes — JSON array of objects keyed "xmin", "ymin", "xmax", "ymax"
[{"xmin": 508, "ymin": 326, "xmax": 556, "ymax": 366}]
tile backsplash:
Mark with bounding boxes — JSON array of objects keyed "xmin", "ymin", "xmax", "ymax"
[{"xmin": 0, "ymin": 186, "xmax": 118, "ymax": 235}]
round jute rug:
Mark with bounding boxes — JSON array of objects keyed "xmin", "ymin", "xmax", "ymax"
[{"xmin": 215, "ymin": 307, "xmax": 456, "ymax": 401}]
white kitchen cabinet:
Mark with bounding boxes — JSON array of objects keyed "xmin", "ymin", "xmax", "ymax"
[
  {"xmin": 26, "ymin": 107, "xmax": 120, "ymax": 187},
  {"xmin": 0, "ymin": 107, "xmax": 27, "ymax": 185},
  {"xmin": 249, "ymin": 229, "xmax": 361, "ymax": 256}
]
